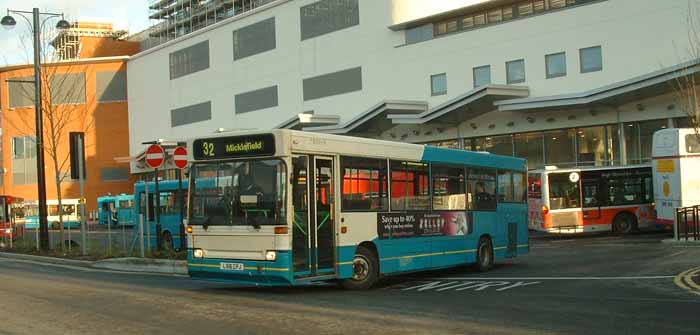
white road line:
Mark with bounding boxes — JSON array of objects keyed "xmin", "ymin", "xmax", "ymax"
[
  {"xmin": 669, "ymin": 250, "xmax": 688, "ymax": 257},
  {"xmin": 417, "ymin": 275, "xmax": 678, "ymax": 281}
]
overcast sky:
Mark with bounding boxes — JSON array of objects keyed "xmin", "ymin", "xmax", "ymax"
[{"xmin": 0, "ymin": 0, "xmax": 150, "ymax": 65}]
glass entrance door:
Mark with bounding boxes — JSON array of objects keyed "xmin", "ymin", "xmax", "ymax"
[{"xmin": 292, "ymin": 155, "xmax": 336, "ymax": 277}]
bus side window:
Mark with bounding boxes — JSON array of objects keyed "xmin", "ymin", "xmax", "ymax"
[{"xmin": 583, "ymin": 182, "xmax": 599, "ymax": 207}]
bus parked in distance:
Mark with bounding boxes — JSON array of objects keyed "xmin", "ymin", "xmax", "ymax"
[
  {"xmin": 652, "ymin": 128, "xmax": 700, "ymax": 228},
  {"xmin": 185, "ymin": 130, "xmax": 529, "ymax": 289},
  {"xmin": 0, "ymin": 196, "xmax": 25, "ymax": 242},
  {"xmin": 528, "ymin": 165, "xmax": 656, "ymax": 234},
  {"xmin": 24, "ymin": 199, "xmax": 83, "ymax": 229},
  {"xmin": 134, "ymin": 180, "xmax": 187, "ymax": 250},
  {"xmin": 97, "ymin": 194, "xmax": 136, "ymax": 226}
]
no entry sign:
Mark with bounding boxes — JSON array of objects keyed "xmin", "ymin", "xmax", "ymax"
[
  {"xmin": 145, "ymin": 144, "xmax": 165, "ymax": 169},
  {"xmin": 173, "ymin": 146, "xmax": 188, "ymax": 169}
]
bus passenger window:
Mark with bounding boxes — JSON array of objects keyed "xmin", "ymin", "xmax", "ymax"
[
  {"xmin": 467, "ymin": 169, "xmax": 497, "ymax": 211},
  {"xmin": 513, "ymin": 172, "xmax": 527, "ymax": 202},
  {"xmin": 391, "ymin": 161, "xmax": 430, "ymax": 211},
  {"xmin": 583, "ymin": 182, "xmax": 599, "ymax": 207},
  {"xmin": 432, "ymin": 165, "xmax": 465, "ymax": 210},
  {"xmin": 497, "ymin": 171, "xmax": 514, "ymax": 202},
  {"xmin": 341, "ymin": 156, "xmax": 388, "ymax": 211},
  {"xmin": 547, "ymin": 173, "xmax": 581, "ymax": 210}
]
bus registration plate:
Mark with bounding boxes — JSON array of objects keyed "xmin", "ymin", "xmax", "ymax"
[{"xmin": 220, "ymin": 262, "xmax": 244, "ymax": 271}]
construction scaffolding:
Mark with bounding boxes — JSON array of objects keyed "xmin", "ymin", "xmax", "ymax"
[
  {"xmin": 51, "ymin": 22, "xmax": 130, "ymax": 61},
  {"xmin": 144, "ymin": 0, "xmax": 278, "ymax": 50}
]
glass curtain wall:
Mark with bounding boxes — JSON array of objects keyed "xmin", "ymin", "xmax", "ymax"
[{"xmin": 426, "ymin": 118, "xmax": 670, "ymax": 170}]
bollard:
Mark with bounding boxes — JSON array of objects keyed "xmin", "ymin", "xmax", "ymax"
[
  {"xmin": 107, "ymin": 217, "xmax": 112, "ymax": 255},
  {"xmin": 139, "ymin": 214, "xmax": 145, "ymax": 258}
]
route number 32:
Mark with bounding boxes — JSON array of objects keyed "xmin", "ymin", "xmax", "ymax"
[{"xmin": 202, "ymin": 142, "xmax": 215, "ymax": 157}]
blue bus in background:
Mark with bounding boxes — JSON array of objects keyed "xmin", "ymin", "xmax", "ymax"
[
  {"xmin": 97, "ymin": 194, "xmax": 136, "ymax": 226},
  {"xmin": 134, "ymin": 180, "xmax": 188, "ymax": 250},
  {"xmin": 24, "ymin": 199, "xmax": 82, "ymax": 229}
]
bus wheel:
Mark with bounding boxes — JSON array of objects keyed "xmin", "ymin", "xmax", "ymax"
[
  {"xmin": 613, "ymin": 213, "xmax": 637, "ymax": 235},
  {"xmin": 341, "ymin": 246, "xmax": 378, "ymax": 290},
  {"xmin": 162, "ymin": 232, "xmax": 174, "ymax": 251},
  {"xmin": 474, "ymin": 237, "xmax": 494, "ymax": 272}
]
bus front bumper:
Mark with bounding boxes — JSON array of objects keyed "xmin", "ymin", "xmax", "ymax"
[{"xmin": 187, "ymin": 250, "xmax": 294, "ymax": 286}]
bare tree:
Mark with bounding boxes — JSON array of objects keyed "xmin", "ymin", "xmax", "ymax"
[
  {"xmin": 4, "ymin": 24, "xmax": 94, "ymax": 251},
  {"xmin": 672, "ymin": 1, "xmax": 700, "ymax": 136}
]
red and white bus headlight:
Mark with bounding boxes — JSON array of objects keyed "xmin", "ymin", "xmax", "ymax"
[
  {"xmin": 4, "ymin": 228, "xmax": 11, "ymax": 234},
  {"xmin": 193, "ymin": 248, "xmax": 204, "ymax": 258},
  {"xmin": 265, "ymin": 250, "xmax": 277, "ymax": 261}
]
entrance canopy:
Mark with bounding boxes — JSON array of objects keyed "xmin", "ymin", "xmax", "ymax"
[
  {"xmin": 305, "ymin": 100, "xmax": 428, "ymax": 135},
  {"xmin": 275, "ymin": 111, "xmax": 341, "ymax": 130},
  {"xmin": 390, "ymin": 85, "xmax": 529, "ymax": 125}
]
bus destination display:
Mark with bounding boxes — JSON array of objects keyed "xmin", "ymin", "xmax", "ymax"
[{"xmin": 193, "ymin": 134, "xmax": 276, "ymax": 160}]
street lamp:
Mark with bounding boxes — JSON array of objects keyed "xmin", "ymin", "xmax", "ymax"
[{"xmin": 1, "ymin": 8, "xmax": 70, "ymax": 251}]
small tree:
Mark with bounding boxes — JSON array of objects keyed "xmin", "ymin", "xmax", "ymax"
[{"xmin": 4, "ymin": 24, "xmax": 94, "ymax": 251}]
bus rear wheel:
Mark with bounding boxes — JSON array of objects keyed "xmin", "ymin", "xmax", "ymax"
[
  {"xmin": 473, "ymin": 237, "xmax": 494, "ymax": 272},
  {"xmin": 341, "ymin": 246, "xmax": 378, "ymax": 290},
  {"xmin": 613, "ymin": 213, "xmax": 637, "ymax": 235}
]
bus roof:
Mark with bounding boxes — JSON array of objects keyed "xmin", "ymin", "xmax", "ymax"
[{"xmin": 187, "ymin": 129, "xmax": 527, "ymax": 172}]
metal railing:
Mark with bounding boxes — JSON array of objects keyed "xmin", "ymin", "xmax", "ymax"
[{"xmin": 676, "ymin": 205, "xmax": 700, "ymax": 241}]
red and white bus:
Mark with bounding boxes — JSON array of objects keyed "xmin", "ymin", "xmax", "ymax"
[
  {"xmin": 528, "ymin": 165, "xmax": 656, "ymax": 234},
  {"xmin": 0, "ymin": 195, "xmax": 25, "ymax": 245}
]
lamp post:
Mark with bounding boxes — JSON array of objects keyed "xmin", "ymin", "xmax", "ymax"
[{"xmin": 2, "ymin": 8, "xmax": 70, "ymax": 251}]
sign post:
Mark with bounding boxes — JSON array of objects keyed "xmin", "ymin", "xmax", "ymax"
[
  {"xmin": 173, "ymin": 146, "xmax": 188, "ymax": 251},
  {"xmin": 145, "ymin": 144, "xmax": 165, "ymax": 251}
]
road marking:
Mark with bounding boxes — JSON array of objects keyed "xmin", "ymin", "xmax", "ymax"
[
  {"xmin": 419, "ymin": 275, "xmax": 677, "ymax": 281},
  {"xmin": 668, "ymin": 250, "xmax": 688, "ymax": 257},
  {"xmin": 400, "ymin": 280, "xmax": 541, "ymax": 292},
  {"xmin": 674, "ymin": 267, "xmax": 700, "ymax": 296}
]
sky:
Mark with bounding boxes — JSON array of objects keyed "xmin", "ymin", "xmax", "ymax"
[{"xmin": 0, "ymin": 0, "xmax": 150, "ymax": 65}]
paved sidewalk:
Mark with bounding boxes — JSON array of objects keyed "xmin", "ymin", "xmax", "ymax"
[{"xmin": 0, "ymin": 252, "xmax": 187, "ymax": 275}]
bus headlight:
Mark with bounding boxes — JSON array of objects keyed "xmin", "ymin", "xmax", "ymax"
[
  {"xmin": 4, "ymin": 228, "xmax": 11, "ymax": 234},
  {"xmin": 193, "ymin": 248, "xmax": 204, "ymax": 258},
  {"xmin": 265, "ymin": 251, "xmax": 277, "ymax": 261}
]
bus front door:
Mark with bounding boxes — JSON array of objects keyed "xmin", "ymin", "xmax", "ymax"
[{"xmin": 292, "ymin": 156, "xmax": 336, "ymax": 278}]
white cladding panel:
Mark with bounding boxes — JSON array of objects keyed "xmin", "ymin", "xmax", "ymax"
[{"xmin": 128, "ymin": 0, "xmax": 693, "ymax": 165}]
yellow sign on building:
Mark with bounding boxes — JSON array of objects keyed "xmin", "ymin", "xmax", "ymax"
[{"xmin": 657, "ymin": 160, "xmax": 675, "ymax": 173}]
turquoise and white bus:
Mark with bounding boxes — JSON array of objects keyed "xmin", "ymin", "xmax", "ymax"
[{"xmin": 186, "ymin": 130, "xmax": 529, "ymax": 289}]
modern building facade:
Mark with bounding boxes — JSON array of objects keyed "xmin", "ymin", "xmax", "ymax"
[
  {"xmin": 127, "ymin": 0, "xmax": 697, "ymax": 173},
  {"xmin": 145, "ymin": 0, "xmax": 277, "ymax": 49},
  {"xmin": 0, "ymin": 25, "xmax": 140, "ymax": 212}
]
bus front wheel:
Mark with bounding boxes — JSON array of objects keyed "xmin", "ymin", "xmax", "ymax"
[
  {"xmin": 613, "ymin": 213, "xmax": 637, "ymax": 235},
  {"xmin": 341, "ymin": 246, "xmax": 378, "ymax": 290},
  {"xmin": 474, "ymin": 236, "xmax": 494, "ymax": 272}
]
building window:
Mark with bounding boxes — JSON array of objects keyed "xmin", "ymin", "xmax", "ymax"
[
  {"xmin": 432, "ymin": 164, "xmax": 466, "ymax": 210},
  {"xmin": 506, "ymin": 59, "xmax": 526, "ymax": 84},
  {"xmin": 470, "ymin": 135, "xmax": 513, "ymax": 156},
  {"xmin": 169, "ymin": 40, "xmax": 210, "ymax": 80},
  {"xmin": 8, "ymin": 76, "xmax": 35, "ymax": 108},
  {"xmin": 576, "ymin": 126, "xmax": 608, "ymax": 166},
  {"xmin": 545, "ymin": 52, "xmax": 567, "ymax": 78},
  {"xmin": 340, "ymin": 156, "xmax": 388, "ymax": 211},
  {"xmin": 171, "ymin": 101, "xmax": 212, "ymax": 127},
  {"xmin": 390, "ymin": 160, "xmax": 430, "ymax": 211},
  {"xmin": 101, "ymin": 167, "xmax": 130, "ymax": 182},
  {"xmin": 426, "ymin": 139, "xmax": 461, "ymax": 149},
  {"xmin": 405, "ymin": 24, "xmax": 434, "ymax": 44},
  {"xmin": 513, "ymin": 132, "xmax": 544, "ymax": 169},
  {"xmin": 473, "ymin": 65, "xmax": 491, "ymax": 88},
  {"xmin": 431, "ymin": 73, "xmax": 447, "ymax": 96},
  {"xmin": 545, "ymin": 129, "xmax": 576, "ymax": 167},
  {"xmin": 302, "ymin": 67, "xmax": 363, "ymax": 101},
  {"xmin": 235, "ymin": 85, "xmax": 279, "ymax": 114},
  {"xmin": 233, "ymin": 17, "xmax": 276, "ymax": 61},
  {"xmin": 625, "ymin": 119, "xmax": 668, "ymax": 165},
  {"xmin": 12, "ymin": 136, "xmax": 37, "ymax": 185},
  {"xmin": 580, "ymin": 46, "xmax": 603, "ymax": 73},
  {"xmin": 300, "ymin": 0, "xmax": 359, "ymax": 41},
  {"xmin": 50, "ymin": 73, "xmax": 86, "ymax": 104},
  {"xmin": 96, "ymin": 71, "xmax": 127, "ymax": 102}
]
